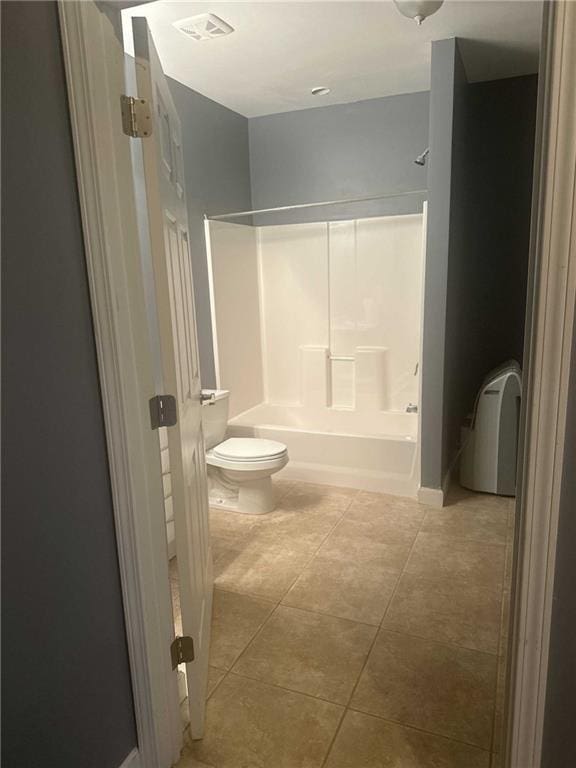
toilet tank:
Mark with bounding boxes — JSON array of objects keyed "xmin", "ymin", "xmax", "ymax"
[{"xmin": 201, "ymin": 389, "xmax": 229, "ymax": 450}]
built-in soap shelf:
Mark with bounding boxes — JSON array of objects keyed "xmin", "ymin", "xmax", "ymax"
[{"xmin": 300, "ymin": 345, "xmax": 389, "ymax": 410}]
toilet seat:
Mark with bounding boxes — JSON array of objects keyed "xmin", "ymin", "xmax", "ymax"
[{"xmin": 213, "ymin": 437, "xmax": 288, "ymax": 463}]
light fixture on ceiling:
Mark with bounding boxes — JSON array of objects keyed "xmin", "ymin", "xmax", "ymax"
[
  {"xmin": 311, "ymin": 86, "xmax": 331, "ymax": 96},
  {"xmin": 393, "ymin": 0, "xmax": 444, "ymax": 25},
  {"xmin": 173, "ymin": 13, "xmax": 234, "ymax": 41}
]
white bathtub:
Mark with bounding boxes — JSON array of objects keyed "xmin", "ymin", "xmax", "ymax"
[{"xmin": 227, "ymin": 403, "xmax": 419, "ymax": 497}]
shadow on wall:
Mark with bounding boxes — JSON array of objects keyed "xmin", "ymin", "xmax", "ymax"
[
  {"xmin": 420, "ymin": 37, "xmax": 537, "ymax": 492},
  {"xmin": 442, "ymin": 72, "xmax": 538, "ymax": 478}
]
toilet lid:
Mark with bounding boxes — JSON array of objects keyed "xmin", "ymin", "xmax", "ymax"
[{"xmin": 213, "ymin": 437, "xmax": 287, "ymax": 462}]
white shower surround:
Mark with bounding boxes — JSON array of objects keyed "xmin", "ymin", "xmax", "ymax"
[{"xmin": 206, "ymin": 211, "xmax": 425, "ymax": 496}]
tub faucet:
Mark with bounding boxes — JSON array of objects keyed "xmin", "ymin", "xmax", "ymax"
[{"xmin": 406, "ymin": 403, "xmax": 418, "ymax": 413}]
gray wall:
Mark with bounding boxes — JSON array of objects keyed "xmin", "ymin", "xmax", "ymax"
[
  {"xmin": 541, "ymin": 312, "xmax": 576, "ymax": 768},
  {"xmin": 441, "ymin": 74, "xmax": 537, "ymax": 482},
  {"xmin": 168, "ymin": 78, "xmax": 252, "ymax": 388},
  {"xmin": 421, "ymin": 37, "xmax": 536, "ymax": 489},
  {"xmin": 420, "ymin": 38, "xmax": 461, "ymax": 490},
  {"xmin": 249, "ymin": 91, "xmax": 429, "ymax": 225},
  {"xmin": 1, "ymin": 3, "xmax": 137, "ymax": 766}
]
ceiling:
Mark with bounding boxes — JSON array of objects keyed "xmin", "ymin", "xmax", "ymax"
[{"xmin": 122, "ymin": 1, "xmax": 542, "ymax": 118}]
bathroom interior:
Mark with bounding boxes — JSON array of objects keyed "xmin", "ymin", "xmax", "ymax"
[{"xmin": 124, "ymin": 2, "xmax": 541, "ymax": 766}]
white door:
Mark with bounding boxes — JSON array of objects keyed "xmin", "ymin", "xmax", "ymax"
[{"xmin": 132, "ymin": 17, "xmax": 213, "ymax": 739}]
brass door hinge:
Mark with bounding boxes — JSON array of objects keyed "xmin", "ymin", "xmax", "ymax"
[
  {"xmin": 171, "ymin": 636, "xmax": 195, "ymax": 670},
  {"xmin": 120, "ymin": 95, "xmax": 152, "ymax": 138}
]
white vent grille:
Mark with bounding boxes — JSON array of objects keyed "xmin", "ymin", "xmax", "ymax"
[{"xmin": 173, "ymin": 13, "xmax": 234, "ymax": 41}]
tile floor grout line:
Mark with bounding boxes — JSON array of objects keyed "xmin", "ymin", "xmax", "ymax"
[
  {"xmin": 225, "ymin": 496, "xmax": 360, "ymax": 676},
  {"xmin": 227, "ymin": 668, "xmax": 348, "ymax": 709},
  {"xmin": 371, "ymin": 624, "xmax": 501, "ymax": 658},
  {"xmin": 212, "ymin": 665, "xmax": 496, "ymax": 755},
  {"xmin": 344, "ymin": 703, "xmax": 495, "ymax": 753},
  {"xmin": 318, "ymin": 502, "xmax": 429, "ymax": 766},
  {"xmin": 382, "ymin": 494, "xmax": 502, "ymax": 749},
  {"xmin": 318, "ymin": 705, "xmax": 348, "ymax": 768},
  {"xmin": 275, "ymin": 495, "xmax": 359, "ymax": 605},
  {"xmin": 341, "ymin": 518, "xmax": 423, "ymax": 711}
]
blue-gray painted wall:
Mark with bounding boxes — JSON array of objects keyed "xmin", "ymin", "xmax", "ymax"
[
  {"xmin": 249, "ymin": 92, "xmax": 429, "ymax": 225},
  {"xmin": 421, "ymin": 38, "xmax": 537, "ymax": 490},
  {"xmin": 2, "ymin": 3, "xmax": 137, "ymax": 766},
  {"xmin": 420, "ymin": 38, "xmax": 460, "ymax": 491}
]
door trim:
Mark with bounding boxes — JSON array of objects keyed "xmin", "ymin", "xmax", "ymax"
[
  {"xmin": 508, "ymin": 2, "xmax": 576, "ymax": 766},
  {"xmin": 58, "ymin": 3, "xmax": 181, "ymax": 767}
]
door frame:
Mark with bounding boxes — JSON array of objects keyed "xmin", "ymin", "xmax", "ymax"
[
  {"xmin": 58, "ymin": 3, "xmax": 182, "ymax": 767},
  {"xmin": 507, "ymin": 2, "xmax": 576, "ymax": 766},
  {"xmin": 59, "ymin": 1, "xmax": 575, "ymax": 768}
]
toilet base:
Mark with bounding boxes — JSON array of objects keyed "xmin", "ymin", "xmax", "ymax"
[{"xmin": 208, "ymin": 469, "xmax": 277, "ymax": 515}]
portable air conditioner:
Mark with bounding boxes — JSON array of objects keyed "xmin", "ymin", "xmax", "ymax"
[{"xmin": 460, "ymin": 361, "xmax": 522, "ymax": 496}]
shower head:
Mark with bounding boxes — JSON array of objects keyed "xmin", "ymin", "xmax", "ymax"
[{"xmin": 414, "ymin": 148, "xmax": 429, "ymax": 166}]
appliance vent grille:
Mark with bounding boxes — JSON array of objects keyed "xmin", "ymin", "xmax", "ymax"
[{"xmin": 173, "ymin": 13, "xmax": 234, "ymax": 41}]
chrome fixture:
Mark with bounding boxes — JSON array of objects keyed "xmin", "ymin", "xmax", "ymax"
[
  {"xmin": 406, "ymin": 403, "xmax": 418, "ymax": 413},
  {"xmin": 393, "ymin": 0, "xmax": 444, "ymax": 25},
  {"xmin": 200, "ymin": 390, "xmax": 216, "ymax": 405},
  {"xmin": 414, "ymin": 148, "xmax": 429, "ymax": 166}
]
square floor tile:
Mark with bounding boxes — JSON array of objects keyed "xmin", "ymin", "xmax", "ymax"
[
  {"xmin": 210, "ymin": 589, "xmax": 275, "ymax": 670},
  {"xmin": 190, "ymin": 673, "xmax": 343, "ymax": 768},
  {"xmin": 351, "ymin": 491, "xmax": 430, "ymax": 518},
  {"xmin": 282, "ymin": 482, "xmax": 358, "ymax": 513},
  {"xmin": 250, "ymin": 506, "xmax": 342, "ymax": 553},
  {"xmin": 382, "ymin": 573, "xmax": 502, "ymax": 653},
  {"xmin": 233, "ymin": 605, "xmax": 376, "ymax": 704},
  {"xmin": 283, "ymin": 553, "xmax": 399, "ymax": 625},
  {"xmin": 214, "ymin": 540, "xmax": 311, "ymax": 601},
  {"xmin": 318, "ymin": 523, "xmax": 415, "ymax": 572},
  {"xmin": 351, "ymin": 630, "xmax": 497, "ymax": 749},
  {"xmin": 209, "ymin": 508, "xmax": 257, "ymax": 547},
  {"xmin": 405, "ymin": 532, "xmax": 505, "ymax": 588},
  {"xmin": 342, "ymin": 500, "xmax": 425, "ymax": 542},
  {"xmin": 324, "ymin": 709, "xmax": 490, "ymax": 768},
  {"xmin": 420, "ymin": 507, "xmax": 508, "ymax": 545}
]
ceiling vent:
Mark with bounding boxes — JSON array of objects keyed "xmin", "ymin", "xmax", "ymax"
[{"xmin": 173, "ymin": 13, "xmax": 234, "ymax": 42}]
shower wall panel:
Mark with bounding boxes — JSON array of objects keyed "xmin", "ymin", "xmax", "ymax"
[
  {"xmin": 355, "ymin": 214, "xmax": 423, "ymax": 409},
  {"xmin": 257, "ymin": 214, "xmax": 423, "ymax": 411},
  {"xmin": 208, "ymin": 221, "xmax": 264, "ymax": 417},
  {"xmin": 258, "ymin": 223, "xmax": 329, "ymax": 405}
]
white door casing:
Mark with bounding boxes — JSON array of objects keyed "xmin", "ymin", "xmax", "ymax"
[{"xmin": 132, "ymin": 17, "xmax": 213, "ymax": 740}]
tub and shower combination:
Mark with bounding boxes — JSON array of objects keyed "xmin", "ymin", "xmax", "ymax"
[{"xmin": 205, "ymin": 197, "xmax": 427, "ymax": 497}]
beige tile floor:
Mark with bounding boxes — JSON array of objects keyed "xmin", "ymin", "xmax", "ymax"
[{"xmin": 175, "ymin": 480, "xmax": 514, "ymax": 768}]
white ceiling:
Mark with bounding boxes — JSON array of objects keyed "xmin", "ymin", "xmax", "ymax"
[{"xmin": 122, "ymin": 1, "xmax": 542, "ymax": 118}]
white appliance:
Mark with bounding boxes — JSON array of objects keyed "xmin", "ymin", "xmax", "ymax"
[{"xmin": 460, "ymin": 361, "xmax": 522, "ymax": 496}]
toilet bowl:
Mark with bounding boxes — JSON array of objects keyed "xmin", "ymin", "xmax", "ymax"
[{"xmin": 202, "ymin": 390, "xmax": 288, "ymax": 515}]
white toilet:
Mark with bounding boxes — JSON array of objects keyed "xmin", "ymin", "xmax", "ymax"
[{"xmin": 202, "ymin": 389, "xmax": 288, "ymax": 514}]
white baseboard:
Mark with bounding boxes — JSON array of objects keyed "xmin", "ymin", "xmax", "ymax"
[
  {"xmin": 417, "ymin": 485, "xmax": 445, "ymax": 507},
  {"xmin": 118, "ymin": 748, "xmax": 141, "ymax": 768}
]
